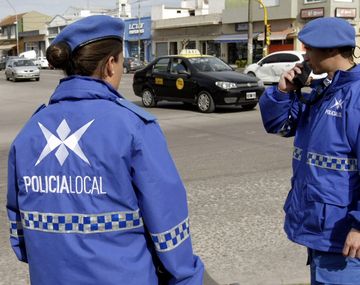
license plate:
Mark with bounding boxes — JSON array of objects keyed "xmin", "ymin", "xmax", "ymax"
[{"xmin": 246, "ymin": 92, "xmax": 256, "ymax": 100}]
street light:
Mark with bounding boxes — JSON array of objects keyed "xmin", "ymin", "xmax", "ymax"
[{"xmin": 5, "ymin": 0, "xmax": 19, "ymax": 55}]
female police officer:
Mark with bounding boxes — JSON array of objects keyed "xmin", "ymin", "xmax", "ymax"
[
  {"xmin": 260, "ymin": 17, "xmax": 360, "ymax": 284},
  {"xmin": 7, "ymin": 15, "xmax": 204, "ymax": 285}
]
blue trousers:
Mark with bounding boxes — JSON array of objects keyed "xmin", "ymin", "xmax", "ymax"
[{"xmin": 308, "ymin": 249, "xmax": 360, "ymax": 285}]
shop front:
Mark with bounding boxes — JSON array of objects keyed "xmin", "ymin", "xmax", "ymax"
[{"xmin": 124, "ymin": 17, "xmax": 152, "ymax": 63}]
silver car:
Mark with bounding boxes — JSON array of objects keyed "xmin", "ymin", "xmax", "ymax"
[{"xmin": 5, "ymin": 59, "xmax": 40, "ymax": 82}]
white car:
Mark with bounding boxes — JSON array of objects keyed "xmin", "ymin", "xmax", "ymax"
[
  {"xmin": 244, "ymin": 50, "xmax": 325, "ymax": 84},
  {"xmin": 34, "ymin": 57, "xmax": 49, "ymax": 69},
  {"xmin": 5, "ymin": 59, "xmax": 40, "ymax": 82}
]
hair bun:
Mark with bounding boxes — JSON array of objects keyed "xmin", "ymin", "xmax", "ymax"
[{"xmin": 46, "ymin": 41, "xmax": 71, "ymax": 70}]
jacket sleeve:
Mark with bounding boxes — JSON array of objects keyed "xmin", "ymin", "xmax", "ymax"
[
  {"xmin": 6, "ymin": 144, "xmax": 28, "ymax": 263},
  {"xmin": 259, "ymin": 86, "xmax": 303, "ymax": 137},
  {"xmin": 131, "ymin": 121, "xmax": 204, "ymax": 285},
  {"xmin": 346, "ymin": 105, "xmax": 360, "ymax": 230}
]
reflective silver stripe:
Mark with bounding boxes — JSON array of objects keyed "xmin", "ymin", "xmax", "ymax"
[
  {"xmin": 9, "ymin": 220, "xmax": 24, "ymax": 238},
  {"xmin": 307, "ymin": 152, "xmax": 358, "ymax": 172},
  {"xmin": 150, "ymin": 218, "xmax": 190, "ymax": 252},
  {"xmin": 293, "ymin": 147, "xmax": 302, "ymax": 161},
  {"xmin": 20, "ymin": 209, "xmax": 143, "ymax": 234}
]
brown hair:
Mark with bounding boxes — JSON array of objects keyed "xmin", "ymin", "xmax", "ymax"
[
  {"xmin": 338, "ymin": 46, "xmax": 354, "ymax": 61},
  {"xmin": 46, "ymin": 39, "xmax": 123, "ymax": 78}
]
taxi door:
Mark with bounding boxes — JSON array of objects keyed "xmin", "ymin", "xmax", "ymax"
[
  {"xmin": 167, "ymin": 57, "xmax": 196, "ymax": 102},
  {"xmin": 151, "ymin": 57, "xmax": 171, "ymax": 98}
]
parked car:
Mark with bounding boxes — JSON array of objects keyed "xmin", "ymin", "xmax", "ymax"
[
  {"xmin": 0, "ymin": 57, "xmax": 5, "ymax": 70},
  {"xmin": 34, "ymin": 56, "xmax": 49, "ymax": 69},
  {"xmin": 243, "ymin": 50, "xmax": 326, "ymax": 84},
  {"xmin": 123, "ymin": 57, "xmax": 145, "ymax": 73},
  {"xmin": 5, "ymin": 59, "xmax": 40, "ymax": 82},
  {"xmin": 133, "ymin": 50, "xmax": 264, "ymax": 113}
]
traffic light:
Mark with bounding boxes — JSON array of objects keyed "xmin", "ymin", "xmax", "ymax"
[{"xmin": 265, "ymin": 24, "xmax": 271, "ymax": 46}]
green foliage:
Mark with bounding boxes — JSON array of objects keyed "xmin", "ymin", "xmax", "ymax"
[{"xmin": 235, "ymin": 59, "xmax": 248, "ymax": 68}]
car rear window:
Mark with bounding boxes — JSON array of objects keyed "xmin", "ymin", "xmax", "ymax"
[{"xmin": 276, "ymin": 53, "xmax": 301, "ymax": 63}]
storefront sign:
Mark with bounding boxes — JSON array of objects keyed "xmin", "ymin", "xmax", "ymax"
[
  {"xmin": 300, "ymin": 8, "xmax": 324, "ymax": 19},
  {"xmin": 129, "ymin": 22, "xmax": 144, "ymax": 35},
  {"xmin": 335, "ymin": 8, "xmax": 356, "ymax": 18},
  {"xmin": 235, "ymin": 23, "xmax": 248, "ymax": 32}
]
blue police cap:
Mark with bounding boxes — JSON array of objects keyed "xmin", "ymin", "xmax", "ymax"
[
  {"xmin": 52, "ymin": 15, "xmax": 124, "ymax": 52},
  {"xmin": 298, "ymin": 17, "xmax": 355, "ymax": 48}
]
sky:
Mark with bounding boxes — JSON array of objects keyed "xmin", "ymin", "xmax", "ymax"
[{"xmin": 0, "ymin": 0, "xmax": 180, "ymax": 20}]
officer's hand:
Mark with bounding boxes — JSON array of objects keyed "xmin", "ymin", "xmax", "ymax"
[
  {"xmin": 343, "ymin": 228, "xmax": 360, "ymax": 258},
  {"xmin": 277, "ymin": 64, "xmax": 303, "ymax": 93}
]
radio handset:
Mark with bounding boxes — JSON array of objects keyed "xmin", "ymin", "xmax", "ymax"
[{"xmin": 292, "ymin": 61, "xmax": 312, "ymax": 89}]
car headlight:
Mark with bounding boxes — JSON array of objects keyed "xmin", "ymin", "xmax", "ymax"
[
  {"xmin": 215, "ymin": 81, "xmax": 237, "ymax": 90},
  {"xmin": 257, "ymin": 80, "xmax": 264, "ymax": 87}
]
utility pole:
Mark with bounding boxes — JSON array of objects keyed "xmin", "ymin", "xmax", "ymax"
[
  {"xmin": 258, "ymin": 0, "xmax": 269, "ymax": 57},
  {"xmin": 6, "ymin": 0, "xmax": 18, "ymax": 55},
  {"xmin": 247, "ymin": 0, "xmax": 253, "ymax": 65},
  {"xmin": 137, "ymin": 0, "xmax": 141, "ymax": 60}
]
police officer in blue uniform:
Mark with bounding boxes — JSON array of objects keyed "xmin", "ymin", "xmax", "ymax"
[
  {"xmin": 7, "ymin": 15, "xmax": 204, "ymax": 285},
  {"xmin": 259, "ymin": 17, "xmax": 360, "ymax": 284}
]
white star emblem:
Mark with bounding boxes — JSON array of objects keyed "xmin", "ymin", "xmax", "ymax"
[
  {"xmin": 330, "ymin": 98, "xmax": 344, "ymax": 110},
  {"xmin": 35, "ymin": 119, "xmax": 94, "ymax": 166}
]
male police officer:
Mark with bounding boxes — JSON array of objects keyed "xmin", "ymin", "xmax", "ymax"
[{"xmin": 259, "ymin": 17, "xmax": 360, "ymax": 284}]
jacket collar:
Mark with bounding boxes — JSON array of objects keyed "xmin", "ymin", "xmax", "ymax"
[
  {"xmin": 49, "ymin": 75, "xmax": 123, "ymax": 104},
  {"xmin": 325, "ymin": 64, "xmax": 360, "ymax": 95}
]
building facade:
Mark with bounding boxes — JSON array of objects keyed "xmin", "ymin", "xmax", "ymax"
[
  {"xmin": 0, "ymin": 11, "xmax": 51, "ymax": 57},
  {"xmin": 124, "ymin": 16, "xmax": 152, "ymax": 62},
  {"xmin": 221, "ymin": 0, "xmax": 360, "ymax": 63}
]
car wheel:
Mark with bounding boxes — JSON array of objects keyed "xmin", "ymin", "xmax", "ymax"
[
  {"xmin": 36, "ymin": 78, "xmax": 40, "ymax": 81},
  {"xmin": 142, "ymin": 89, "xmax": 156, "ymax": 107},
  {"xmin": 242, "ymin": 103, "xmax": 257, "ymax": 111},
  {"xmin": 197, "ymin": 91, "xmax": 215, "ymax": 113},
  {"xmin": 247, "ymin": 72, "xmax": 256, "ymax": 77}
]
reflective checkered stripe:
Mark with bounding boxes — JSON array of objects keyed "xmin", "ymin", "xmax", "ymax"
[
  {"xmin": 151, "ymin": 218, "xmax": 190, "ymax": 252},
  {"xmin": 20, "ymin": 209, "xmax": 143, "ymax": 234},
  {"xmin": 307, "ymin": 152, "xmax": 358, "ymax": 171},
  {"xmin": 293, "ymin": 147, "xmax": 302, "ymax": 161},
  {"xmin": 9, "ymin": 221, "xmax": 24, "ymax": 238}
]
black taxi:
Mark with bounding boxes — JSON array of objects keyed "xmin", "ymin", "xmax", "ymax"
[{"xmin": 132, "ymin": 50, "xmax": 265, "ymax": 113}]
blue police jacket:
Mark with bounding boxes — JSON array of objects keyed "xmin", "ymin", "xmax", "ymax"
[
  {"xmin": 259, "ymin": 65, "xmax": 360, "ymax": 253},
  {"xmin": 7, "ymin": 76, "xmax": 204, "ymax": 285}
]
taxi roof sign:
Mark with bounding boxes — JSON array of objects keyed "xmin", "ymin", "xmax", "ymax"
[{"xmin": 179, "ymin": 49, "xmax": 201, "ymax": 56}]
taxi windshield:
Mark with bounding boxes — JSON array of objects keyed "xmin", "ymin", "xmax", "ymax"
[
  {"xmin": 188, "ymin": 57, "xmax": 232, "ymax": 72},
  {"xmin": 13, "ymin": 60, "xmax": 35, "ymax": 67}
]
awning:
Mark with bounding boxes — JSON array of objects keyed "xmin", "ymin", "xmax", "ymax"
[
  {"xmin": 257, "ymin": 28, "xmax": 295, "ymax": 41},
  {"xmin": 0, "ymin": 44, "xmax": 16, "ymax": 50},
  {"xmin": 214, "ymin": 33, "xmax": 259, "ymax": 43}
]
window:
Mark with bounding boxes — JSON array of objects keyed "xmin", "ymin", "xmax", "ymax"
[
  {"xmin": 261, "ymin": 53, "xmax": 302, "ymax": 65},
  {"xmin": 170, "ymin": 58, "xmax": 188, "ymax": 74},
  {"xmin": 304, "ymin": 0, "xmax": 325, "ymax": 3},
  {"xmin": 277, "ymin": 53, "xmax": 301, "ymax": 63},
  {"xmin": 262, "ymin": 0, "xmax": 279, "ymax": 7},
  {"xmin": 153, "ymin": 58, "xmax": 170, "ymax": 73}
]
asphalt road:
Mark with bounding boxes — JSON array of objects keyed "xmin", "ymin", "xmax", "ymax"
[{"xmin": 0, "ymin": 70, "xmax": 309, "ymax": 285}]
